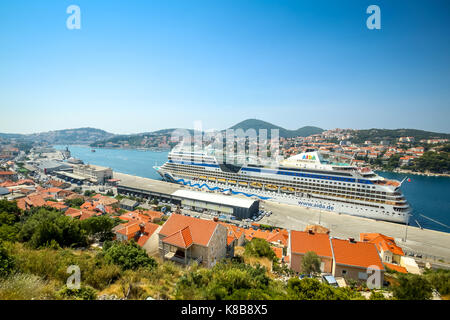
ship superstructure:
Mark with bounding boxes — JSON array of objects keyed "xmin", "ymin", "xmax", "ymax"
[{"xmin": 154, "ymin": 147, "xmax": 411, "ymax": 223}]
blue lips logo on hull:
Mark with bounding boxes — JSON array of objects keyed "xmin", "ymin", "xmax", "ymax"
[{"xmin": 175, "ymin": 178, "xmax": 271, "ymax": 200}]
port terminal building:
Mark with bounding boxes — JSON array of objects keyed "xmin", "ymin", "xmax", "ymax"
[
  {"xmin": 116, "ymin": 179, "xmax": 258, "ymax": 219},
  {"xmin": 171, "ymin": 190, "xmax": 259, "ymax": 219}
]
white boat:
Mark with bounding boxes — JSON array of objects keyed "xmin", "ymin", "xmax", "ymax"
[{"xmin": 154, "ymin": 147, "xmax": 411, "ymax": 224}]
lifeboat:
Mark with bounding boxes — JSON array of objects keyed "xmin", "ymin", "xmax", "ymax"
[
  {"xmin": 265, "ymin": 184, "xmax": 278, "ymax": 190},
  {"xmin": 238, "ymin": 181, "xmax": 248, "ymax": 186},
  {"xmin": 208, "ymin": 177, "xmax": 216, "ymax": 181},
  {"xmin": 250, "ymin": 182, "xmax": 263, "ymax": 188},
  {"xmin": 228, "ymin": 180, "xmax": 237, "ymax": 185},
  {"xmin": 281, "ymin": 186, "xmax": 295, "ymax": 192},
  {"xmin": 218, "ymin": 178, "xmax": 226, "ymax": 183},
  {"xmin": 199, "ymin": 176, "xmax": 207, "ymax": 180}
]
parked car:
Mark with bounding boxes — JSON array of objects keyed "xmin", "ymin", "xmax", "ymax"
[{"xmin": 322, "ymin": 274, "xmax": 338, "ymax": 287}]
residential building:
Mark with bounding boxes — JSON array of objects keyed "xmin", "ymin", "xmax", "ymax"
[
  {"xmin": 0, "ymin": 171, "xmax": 17, "ymax": 182},
  {"xmin": 72, "ymin": 164, "xmax": 113, "ymax": 184},
  {"xmin": 331, "ymin": 238, "xmax": 385, "ymax": 287},
  {"xmin": 360, "ymin": 233, "xmax": 404, "ymax": 264},
  {"xmin": 114, "ymin": 221, "xmax": 161, "ymax": 255},
  {"xmin": 158, "ymin": 214, "xmax": 227, "ymax": 267},
  {"xmin": 289, "ymin": 230, "xmax": 333, "ymax": 274},
  {"xmin": 119, "ymin": 198, "xmax": 139, "ymax": 211}
]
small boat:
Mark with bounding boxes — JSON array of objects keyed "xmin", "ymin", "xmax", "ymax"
[{"xmin": 91, "ymin": 149, "xmax": 96, "ymax": 152}]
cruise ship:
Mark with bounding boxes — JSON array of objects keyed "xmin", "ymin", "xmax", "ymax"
[{"xmin": 154, "ymin": 147, "xmax": 411, "ymax": 223}]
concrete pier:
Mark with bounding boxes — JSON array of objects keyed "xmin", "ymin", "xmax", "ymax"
[{"xmin": 113, "ymin": 172, "xmax": 450, "ymax": 262}]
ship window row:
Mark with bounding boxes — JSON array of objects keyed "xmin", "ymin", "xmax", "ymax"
[
  {"xmin": 164, "ymin": 165, "xmax": 400, "ymax": 201},
  {"xmin": 169, "ymin": 170, "xmax": 403, "ymax": 204}
]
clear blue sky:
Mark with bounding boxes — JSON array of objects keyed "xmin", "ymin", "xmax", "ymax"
[{"xmin": 0, "ymin": 0, "xmax": 449, "ymax": 134}]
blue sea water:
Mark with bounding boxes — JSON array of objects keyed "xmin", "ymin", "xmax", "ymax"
[{"xmin": 55, "ymin": 145, "xmax": 450, "ymax": 233}]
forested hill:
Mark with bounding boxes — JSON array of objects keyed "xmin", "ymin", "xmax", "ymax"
[
  {"xmin": 352, "ymin": 128, "xmax": 450, "ymax": 144},
  {"xmin": 228, "ymin": 119, "xmax": 324, "ymax": 138}
]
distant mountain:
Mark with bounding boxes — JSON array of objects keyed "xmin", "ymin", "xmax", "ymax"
[
  {"xmin": 0, "ymin": 128, "xmax": 114, "ymax": 145},
  {"xmin": 352, "ymin": 128, "xmax": 450, "ymax": 144},
  {"xmin": 228, "ymin": 119, "xmax": 324, "ymax": 138}
]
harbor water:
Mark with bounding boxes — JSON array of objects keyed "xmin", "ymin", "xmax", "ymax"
[{"xmin": 55, "ymin": 145, "xmax": 450, "ymax": 233}]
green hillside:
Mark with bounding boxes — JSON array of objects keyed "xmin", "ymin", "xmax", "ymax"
[{"xmin": 228, "ymin": 119, "xmax": 324, "ymax": 138}]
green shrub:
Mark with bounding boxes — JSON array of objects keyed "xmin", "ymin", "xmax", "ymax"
[
  {"xmin": 103, "ymin": 240, "xmax": 157, "ymax": 271},
  {"xmin": 57, "ymin": 285, "xmax": 97, "ymax": 300},
  {"xmin": 392, "ymin": 274, "xmax": 433, "ymax": 300},
  {"xmin": 244, "ymin": 238, "xmax": 276, "ymax": 262},
  {"xmin": 0, "ymin": 243, "xmax": 15, "ymax": 277},
  {"xmin": 0, "ymin": 273, "xmax": 57, "ymax": 300}
]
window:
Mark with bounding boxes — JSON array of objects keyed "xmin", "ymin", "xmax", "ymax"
[
  {"xmin": 342, "ymin": 270, "xmax": 347, "ymax": 275},
  {"xmin": 358, "ymin": 272, "xmax": 368, "ymax": 280}
]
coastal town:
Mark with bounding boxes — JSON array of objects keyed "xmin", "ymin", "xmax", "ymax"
[{"xmin": 0, "ymin": 138, "xmax": 449, "ymax": 300}]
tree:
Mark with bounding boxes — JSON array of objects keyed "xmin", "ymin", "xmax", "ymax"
[
  {"xmin": 65, "ymin": 197, "xmax": 84, "ymax": 208},
  {"xmin": 18, "ymin": 208, "xmax": 88, "ymax": 248},
  {"xmin": 103, "ymin": 240, "xmax": 157, "ymax": 271},
  {"xmin": 0, "ymin": 243, "xmax": 15, "ymax": 277},
  {"xmin": 81, "ymin": 216, "xmax": 117, "ymax": 242},
  {"xmin": 301, "ymin": 251, "xmax": 321, "ymax": 276},
  {"xmin": 84, "ymin": 190, "xmax": 95, "ymax": 197},
  {"xmin": 57, "ymin": 285, "xmax": 97, "ymax": 300},
  {"xmin": 392, "ymin": 274, "xmax": 433, "ymax": 300},
  {"xmin": 0, "ymin": 200, "xmax": 21, "ymax": 242},
  {"xmin": 175, "ymin": 261, "xmax": 282, "ymax": 300},
  {"xmin": 244, "ymin": 238, "xmax": 276, "ymax": 262},
  {"xmin": 286, "ymin": 277, "xmax": 363, "ymax": 300},
  {"xmin": 423, "ymin": 268, "xmax": 450, "ymax": 296}
]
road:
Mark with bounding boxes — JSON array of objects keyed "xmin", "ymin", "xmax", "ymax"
[{"xmin": 260, "ymin": 199, "xmax": 450, "ymax": 262}]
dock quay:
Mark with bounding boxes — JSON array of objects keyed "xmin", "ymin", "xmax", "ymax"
[{"xmin": 114, "ymin": 172, "xmax": 450, "ymax": 264}]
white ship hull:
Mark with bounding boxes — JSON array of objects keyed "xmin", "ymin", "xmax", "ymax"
[{"xmin": 155, "ymin": 168, "xmax": 410, "ymax": 224}]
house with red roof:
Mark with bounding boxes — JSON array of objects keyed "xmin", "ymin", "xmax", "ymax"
[
  {"xmin": 219, "ymin": 222, "xmax": 245, "ymax": 257},
  {"xmin": 119, "ymin": 210, "xmax": 163, "ymax": 224},
  {"xmin": 331, "ymin": 238, "xmax": 385, "ymax": 286},
  {"xmin": 289, "ymin": 230, "xmax": 333, "ymax": 274},
  {"xmin": 158, "ymin": 214, "xmax": 227, "ymax": 267},
  {"xmin": 16, "ymin": 194, "xmax": 47, "ymax": 211},
  {"xmin": 0, "ymin": 171, "xmax": 17, "ymax": 182},
  {"xmin": 360, "ymin": 233, "xmax": 404, "ymax": 265},
  {"xmin": 45, "ymin": 201, "xmax": 69, "ymax": 212},
  {"xmin": 65, "ymin": 207, "xmax": 82, "ymax": 219}
]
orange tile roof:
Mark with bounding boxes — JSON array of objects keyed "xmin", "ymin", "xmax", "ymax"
[
  {"xmin": 219, "ymin": 222, "xmax": 245, "ymax": 245},
  {"xmin": 46, "ymin": 187, "xmax": 63, "ymax": 194},
  {"xmin": 27, "ymin": 194, "xmax": 46, "ymax": 207},
  {"xmin": 271, "ymin": 246, "xmax": 283, "ymax": 259},
  {"xmin": 331, "ymin": 238, "xmax": 384, "ymax": 270},
  {"xmin": 159, "ymin": 214, "xmax": 218, "ymax": 247},
  {"xmin": 162, "ymin": 226, "xmax": 193, "ymax": 248},
  {"xmin": 116, "ymin": 221, "xmax": 141, "ymax": 238},
  {"xmin": 65, "ymin": 207, "xmax": 82, "ymax": 218},
  {"xmin": 267, "ymin": 230, "xmax": 289, "ymax": 246},
  {"xmin": 290, "ymin": 230, "xmax": 332, "ymax": 258},
  {"xmin": 79, "ymin": 210, "xmax": 98, "ymax": 221},
  {"xmin": 384, "ymin": 262, "xmax": 408, "ymax": 274},
  {"xmin": 0, "ymin": 171, "xmax": 15, "ymax": 175},
  {"xmin": 360, "ymin": 233, "xmax": 404, "ymax": 256},
  {"xmin": 45, "ymin": 201, "xmax": 68, "ymax": 210}
]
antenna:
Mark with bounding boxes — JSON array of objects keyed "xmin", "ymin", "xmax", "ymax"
[{"xmin": 399, "ymin": 176, "xmax": 408, "ymax": 186}]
